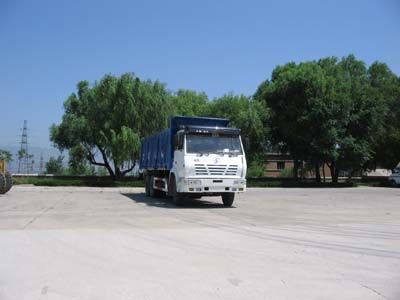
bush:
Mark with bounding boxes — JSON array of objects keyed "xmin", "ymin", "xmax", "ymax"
[
  {"xmin": 279, "ymin": 167, "xmax": 294, "ymax": 178},
  {"xmin": 13, "ymin": 176, "xmax": 144, "ymax": 187},
  {"xmin": 247, "ymin": 160, "xmax": 265, "ymax": 177}
]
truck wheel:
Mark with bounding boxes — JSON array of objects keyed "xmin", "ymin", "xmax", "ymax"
[
  {"xmin": 5, "ymin": 172, "xmax": 12, "ymax": 193},
  {"xmin": 222, "ymin": 193, "xmax": 235, "ymax": 207},
  {"xmin": 149, "ymin": 176, "xmax": 163, "ymax": 198},
  {"xmin": 145, "ymin": 175, "xmax": 151, "ymax": 196},
  {"xmin": 171, "ymin": 175, "xmax": 184, "ymax": 206},
  {"xmin": 149, "ymin": 176, "xmax": 156, "ymax": 197},
  {"xmin": 0, "ymin": 172, "xmax": 6, "ymax": 194}
]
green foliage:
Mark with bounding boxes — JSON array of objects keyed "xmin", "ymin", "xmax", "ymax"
[
  {"xmin": 247, "ymin": 160, "xmax": 265, "ymax": 177},
  {"xmin": 49, "ymin": 55, "xmax": 399, "ymax": 183},
  {"xmin": 366, "ymin": 62, "xmax": 400, "ymax": 169},
  {"xmin": 279, "ymin": 167, "xmax": 294, "ymax": 178},
  {"xmin": 51, "ymin": 73, "xmax": 171, "ymax": 179},
  {"xmin": 13, "ymin": 176, "xmax": 357, "ymax": 188},
  {"xmin": 0, "ymin": 149, "xmax": 12, "ymax": 162},
  {"xmin": 256, "ymin": 54, "xmax": 396, "ymax": 182},
  {"xmin": 96, "ymin": 167, "xmax": 109, "ymax": 176},
  {"xmin": 45, "ymin": 156, "xmax": 64, "ymax": 175},
  {"xmin": 246, "ymin": 179, "xmax": 356, "ymax": 188},
  {"xmin": 13, "ymin": 177, "xmax": 144, "ymax": 187},
  {"xmin": 256, "ymin": 60, "xmax": 337, "ymax": 181},
  {"xmin": 67, "ymin": 145, "xmax": 89, "ymax": 175},
  {"xmin": 171, "ymin": 90, "xmax": 209, "ymax": 116}
]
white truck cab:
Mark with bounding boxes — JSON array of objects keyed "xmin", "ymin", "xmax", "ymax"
[{"xmin": 171, "ymin": 127, "xmax": 247, "ymax": 195}]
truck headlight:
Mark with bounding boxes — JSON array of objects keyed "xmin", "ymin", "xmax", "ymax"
[
  {"xmin": 234, "ymin": 180, "xmax": 246, "ymax": 185},
  {"xmin": 184, "ymin": 179, "xmax": 202, "ymax": 186}
]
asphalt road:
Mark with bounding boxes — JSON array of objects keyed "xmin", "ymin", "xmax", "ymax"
[{"xmin": 0, "ymin": 186, "xmax": 399, "ymax": 300}]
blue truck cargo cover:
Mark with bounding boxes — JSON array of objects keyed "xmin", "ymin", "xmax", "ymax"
[{"xmin": 140, "ymin": 116, "xmax": 229, "ymax": 170}]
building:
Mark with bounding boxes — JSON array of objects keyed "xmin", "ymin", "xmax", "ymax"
[
  {"xmin": 264, "ymin": 152, "xmax": 294, "ymax": 177},
  {"xmin": 264, "ymin": 152, "xmax": 331, "ymax": 178}
]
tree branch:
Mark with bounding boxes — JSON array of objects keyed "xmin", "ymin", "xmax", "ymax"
[
  {"xmin": 84, "ymin": 146, "xmax": 106, "ymax": 167},
  {"xmin": 121, "ymin": 160, "xmax": 136, "ymax": 176},
  {"xmin": 97, "ymin": 146, "xmax": 115, "ymax": 178}
]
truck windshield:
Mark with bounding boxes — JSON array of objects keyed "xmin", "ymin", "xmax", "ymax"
[{"xmin": 186, "ymin": 134, "xmax": 243, "ymax": 154}]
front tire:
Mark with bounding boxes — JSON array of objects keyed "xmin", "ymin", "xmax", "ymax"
[
  {"xmin": 170, "ymin": 175, "xmax": 184, "ymax": 206},
  {"xmin": 222, "ymin": 193, "xmax": 235, "ymax": 207}
]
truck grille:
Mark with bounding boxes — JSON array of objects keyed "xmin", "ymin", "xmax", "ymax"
[{"xmin": 194, "ymin": 164, "xmax": 238, "ymax": 176}]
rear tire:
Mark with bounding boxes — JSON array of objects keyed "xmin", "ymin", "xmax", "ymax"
[
  {"xmin": 0, "ymin": 172, "xmax": 6, "ymax": 194},
  {"xmin": 149, "ymin": 176, "xmax": 163, "ymax": 198},
  {"xmin": 149, "ymin": 176, "xmax": 156, "ymax": 197},
  {"xmin": 222, "ymin": 193, "xmax": 235, "ymax": 207},
  {"xmin": 145, "ymin": 175, "xmax": 151, "ymax": 196},
  {"xmin": 170, "ymin": 175, "xmax": 184, "ymax": 206},
  {"xmin": 5, "ymin": 172, "xmax": 12, "ymax": 193}
]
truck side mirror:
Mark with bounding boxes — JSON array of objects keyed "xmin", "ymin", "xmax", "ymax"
[{"xmin": 173, "ymin": 135, "xmax": 179, "ymax": 150}]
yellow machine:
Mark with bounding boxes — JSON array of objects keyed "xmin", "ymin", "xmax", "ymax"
[{"xmin": 0, "ymin": 160, "xmax": 12, "ymax": 194}]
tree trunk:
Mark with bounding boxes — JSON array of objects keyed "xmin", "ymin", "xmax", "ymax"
[
  {"xmin": 114, "ymin": 167, "xmax": 122, "ymax": 181},
  {"xmin": 322, "ymin": 164, "xmax": 326, "ymax": 183},
  {"xmin": 329, "ymin": 161, "xmax": 339, "ymax": 183},
  {"xmin": 97, "ymin": 146, "xmax": 116, "ymax": 180},
  {"xmin": 333, "ymin": 168, "xmax": 339, "ymax": 184},
  {"xmin": 315, "ymin": 163, "xmax": 321, "ymax": 183},
  {"xmin": 293, "ymin": 159, "xmax": 298, "ymax": 180},
  {"xmin": 328, "ymin": 162, "xmax": 335, "ymax": 183}
]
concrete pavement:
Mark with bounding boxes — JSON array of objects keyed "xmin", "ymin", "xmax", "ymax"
[{"xmin": 0, "ymin": 186, "xmax": 399, "ymax": 299}]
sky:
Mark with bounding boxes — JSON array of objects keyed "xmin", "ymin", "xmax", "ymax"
[{"xmin": 1, "ymin": 0, "xmax": 399, "ymax": 148}]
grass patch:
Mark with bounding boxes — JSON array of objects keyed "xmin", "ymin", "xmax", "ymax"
[
  {"xmin": 13, "ymin": 177, "xmax": 144, "ymax": 187},
  {"xmin": 14, "ymin": 176, "xmax": 360, "ymax": 188},
  {"xmin": 247, "ymin": 179, "xmax": 357, "ymax": 188}
]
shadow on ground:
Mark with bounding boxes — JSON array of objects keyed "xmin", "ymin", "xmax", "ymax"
[{"xmin": 121, "ymin": 192, "xmax": 231, "ymax": 209}]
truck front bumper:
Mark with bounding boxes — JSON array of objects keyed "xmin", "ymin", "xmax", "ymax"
[{"xmin": 178, "ymin": 178, "xmax": 246, "ymax": 193}]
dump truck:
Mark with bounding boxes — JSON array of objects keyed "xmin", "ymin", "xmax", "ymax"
[
  {"xmin": 0, "ymin": 160, "xmax": 13, "ymax": 194},
  {"xmin": 140, "ymin": 116, "xmax": 247, "ymax": 206}
]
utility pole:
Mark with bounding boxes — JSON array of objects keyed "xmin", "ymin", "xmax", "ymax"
[{"xmin": 17, "ymin": 120, "xmax": 29, "ymax": 174}]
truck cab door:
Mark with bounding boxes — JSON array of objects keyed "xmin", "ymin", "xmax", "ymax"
[{"xmin": 172, "ymin": 133, "xmax": 185, "ymax": 183}]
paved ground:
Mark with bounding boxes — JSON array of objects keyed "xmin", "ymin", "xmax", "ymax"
[{"xmin": 0, "ymin": 186, "xmax": 399, "ymax": 300}]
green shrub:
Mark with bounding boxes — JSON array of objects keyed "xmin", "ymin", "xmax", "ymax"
[
  {"xmin": 13, "ymin": 177, "xmax": 144, "ymax": 187},
  {"xmin": 247, "ymin": 160, "xmax": 265, "ymax": 177},
  {"xmin": 279, "ymin": 167, "xmax": 294, "ymax": 178}
]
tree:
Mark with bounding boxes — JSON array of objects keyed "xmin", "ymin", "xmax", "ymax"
[
  {"xmin": 366, "ymin": 62, "xmax": 400, "ymax": 170},
  {"xmin": 257, "ymin": 55, "xmax": 389, "ymax": 182},
  {"xmin": 66, "ymin": 144, "xmax": 96, "ymax": 175},
  {"xmin": 171, "ymin": 89, "xmax": 209, "ymax": 116},
  {"xmin": 51, "ymin": 73, "xmax": 172, "ymax": 180},
  {"xmin": 321, "ymin": 55, "xmax": 387, "ymax": 181},
  {"xmin": 0, "ymin": 149, "xmax": 12, "ymax": 163},
  {"xmin": 206, "ymin": 94, "xmax": 269, "ymax": 162},
  {"xmin": 257, "ymin": 61, "xmax": 333, "ymax": 181},
  {"xmin": 46, "ymin": 156, "xmax": 64, "ymax": 175}
]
